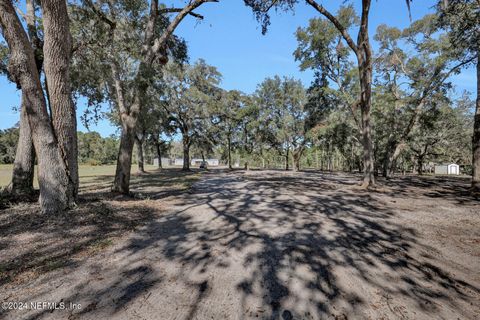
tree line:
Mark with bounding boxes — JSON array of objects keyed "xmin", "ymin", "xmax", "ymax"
[{"xmin": 0, "ymin": 0, "xmax": 478, "ymax": 214}]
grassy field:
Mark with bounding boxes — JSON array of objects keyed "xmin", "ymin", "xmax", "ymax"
[{"xmin": 0, "ymin": 164, "xmax": 165, "ymax": 188}]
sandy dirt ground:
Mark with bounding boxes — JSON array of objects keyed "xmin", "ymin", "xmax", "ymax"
[{"xmin": 0, "ymin": 169, "xmax": 479, "ymax": 319}]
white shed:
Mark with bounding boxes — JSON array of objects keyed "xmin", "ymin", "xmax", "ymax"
[
  {"xmin": 190, "ymin": 158, "xmax": 219, "ymax": 166},
  {"xmin": 206, "ymin": 159, "xmax": 219, "ymax": 166},
  {"xmin": 434, "ymin": 163, "xmax": 460, "ymax": 175}
]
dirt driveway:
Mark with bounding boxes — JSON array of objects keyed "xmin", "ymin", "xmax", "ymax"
[{"xmin": 1, "ymin": 170, "xmax": 479, "ymax": 319}]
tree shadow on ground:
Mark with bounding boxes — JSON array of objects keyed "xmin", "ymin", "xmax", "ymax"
[
  {"xmin": 79, "ymin": 168, "xmax": 202, "ymax": 200},
  {"xmin": 0, "ymin": 200, "xmax": 156, "ymax": 288},
  {"xmin": 0, "ymin": 169, "xmax": 200, "ymax": 288},
  {"xmin": 380, "ymin": 174, "xmax": 479, "ymax": 205},
  {"xmin": 172, "ymin": 172, "xmax": 479, "ymax": 318},
  {"xmin": 1, "ymin": 170, "xmax": 478, "ymax": 319},
  {"xmin": 0, "ymin": 168, "xmax": 204, "ymax": 320}
]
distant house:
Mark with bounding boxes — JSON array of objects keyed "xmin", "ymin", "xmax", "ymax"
[
  {"xmin": 190, "ymin": 158, "xmax": 219, "ymax": 166},
  {"xmin": 434, "ymin": 163, "xmax": 460, "ymax": 175},
  {"xmin": 174, "ymin": 158, "xmax": 184, "ymax": 166}
]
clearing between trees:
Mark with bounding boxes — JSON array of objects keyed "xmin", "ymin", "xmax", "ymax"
[{"xmin": 0, "ymin": 168, "xmax": 478, "ymax": 319}]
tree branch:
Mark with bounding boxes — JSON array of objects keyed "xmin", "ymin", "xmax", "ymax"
[
  {"xmin": 149, "ymin": 0, "xmax": 218, "ymax": 64},
  {"xmin": 83, "ymin": 0, "xmax": 116, "ymax": 29},
  {"xmin": 143, "ymin": 0, "xmax": 159, "ymax": 51},
  {"xmin": 110, "ymin": 60, "xmax": 128, "ymax": 115},
  {"xmin": 305, "ymin": 0, "xmax": 359, "ymax": 55},
  {"xmin": 159, "ymin": 7, "xmax": 204, "ymax": 20}
]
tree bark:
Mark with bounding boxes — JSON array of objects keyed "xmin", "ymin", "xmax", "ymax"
[
  {"xmin": 382, "ymin": 154, "xmax": 390, "ymax": 178},
  {"xmin": 41, "ymin": 0, "xmax": 79, "ymax": 204},
  {"xmin": 472, "ymin": 49, "xmax": 480, "ymax": 191},
  {"xmin": 0, "ymin": 0, "xmax": 72, "ymax": 213},
  {"xmin": 358, "ymin": 9, "xmax": 376, "ymax": 188},
  {"xmin": 182, "ymin": 134, "xmax": 190, "ymax": 171},
  {"xmin": 155, "ymin": 139, "xmax": 163, "ymax": 169},
  {"xmin": 9, "ymin": 0, "xmax": 40, "ymax": 196},
  {"xmin": 383, "ymin": 140, "xmax": 397, "ymax": 178},
  {"xmin": 285, "ymin": 147, "xmax": 289, "ymax": 171},
  {"xmin": 112, "ymin": 120, "xmax": 135, "ymax": 194},
  {"xmin": 350, "ymin": 142, "xmax": 354, "ymax": 173},
  {"xmin": 417, "ymin": 155, "xmax": 424, "ymax": 176},
  {"xmin": 327, "ymin": 151, "xmax": 332, "ymax": 171},
  {"xmin": 135, "ymin": 135, "xmax": 145, "ymax": 173},
  {"xmin": 227, "ymin": 135, "xmax": 232, "ymax": 169},
  {"xmin": 292, "ymin": 147, "xmax": 303, "ymax": 172},
  {"xmin": 10, "ymin": 102, "xmax": 35, "ymax": 196},
  {"xmin": 110, "ymin": 57, "xmax": 137, "ymax": 194}
]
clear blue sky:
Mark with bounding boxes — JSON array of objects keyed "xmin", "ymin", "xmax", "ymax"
[{"xmin": 0, "ymin": 0, "xmax": 475, "ymax": 136}]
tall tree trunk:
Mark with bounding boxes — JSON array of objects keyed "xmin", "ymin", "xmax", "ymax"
[
  {"xmin": 135, "ymin": 135, "xmax": 145, "ymax": 173},
  {"xmin": 41, "ymin": 0, "xmax": 78, "ymax": 204},
  {"xmin": 9, "ymin": 0, "xmax": 40, "ymax": 196},
  {"xmin": 227, "ymin": 135, "xmax": 232, "ymax": 169},
  {"xmin": 292, "ymin": 154, "xmax": 299, "ymax": 172},
  {"xmin": 359, "ymin": 54, "xmax": 375, "ymax": 187},
  {"xmin": 107, "ymin": 0, "xmax": 215, "ymax": 195},
  {"xmin": 320, "ymin": 149, "xmax": 324, "ymax": 171},
  {"xmin": 110, "ymin": 54, "xmax": 138, "ymax": 194},
  {"xmin": 306, "ymin": 0, "xmax": 375, "ymax": 186},
  {"xmin": 472, "ymin": 50, "xmax": 480, "ymax": 191},
  {"xmin": 285, "ymin": 147, "xmax": 289, "ymax": 171},
  {"xmin": 417, "ymin": 155, "xmax": 424, "ymax": 176},
  {"xmin": 382, "ymin": 140, "xmax": 391, "ymax": 178},
  {"xmin": 292, "ymin": 147, "xmax": 303, "ymax": 172},
  {"xmin": 10, "ymin": 103, "xmax": 35, "ymax": 199},
  {"xmin": 327, "ymin": 152, "xmax": 331, "ymax": 171},
  {"xmin": 113, "ymin": 128, "xmax": 135, "ymax": 193},
  {"xmin": 10, "ymin": 103, "xmax": 35, "ymax": 196},
  {"xmin": 382, "ymin": 154, "xmax": 390, "ymax": 178},
  {"xmin": 155, "ymin": 140, "xmax": 162, "ymax": 169},
  {"xmin": 182, "ymin": 134, "xmax": 190, "ymax": 171},
  {"xmin": 388, "ymin": 142, "xmax": 406, "ymax": 176},
  {"xmin": 112, "ymin": 118, "xmax": 135, "ymax": 194},
  {"xmin": 350, "ymin": 142, "xmax": 354, "ymax": 172},
  {"xmin": 0, "ymin": 0, "xmax": 72, "ymax": 213}
]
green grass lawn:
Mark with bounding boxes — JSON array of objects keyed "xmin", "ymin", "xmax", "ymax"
[{"xmin": 0, "ymin": 164, "xmax": 161, "ymax": 188}]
